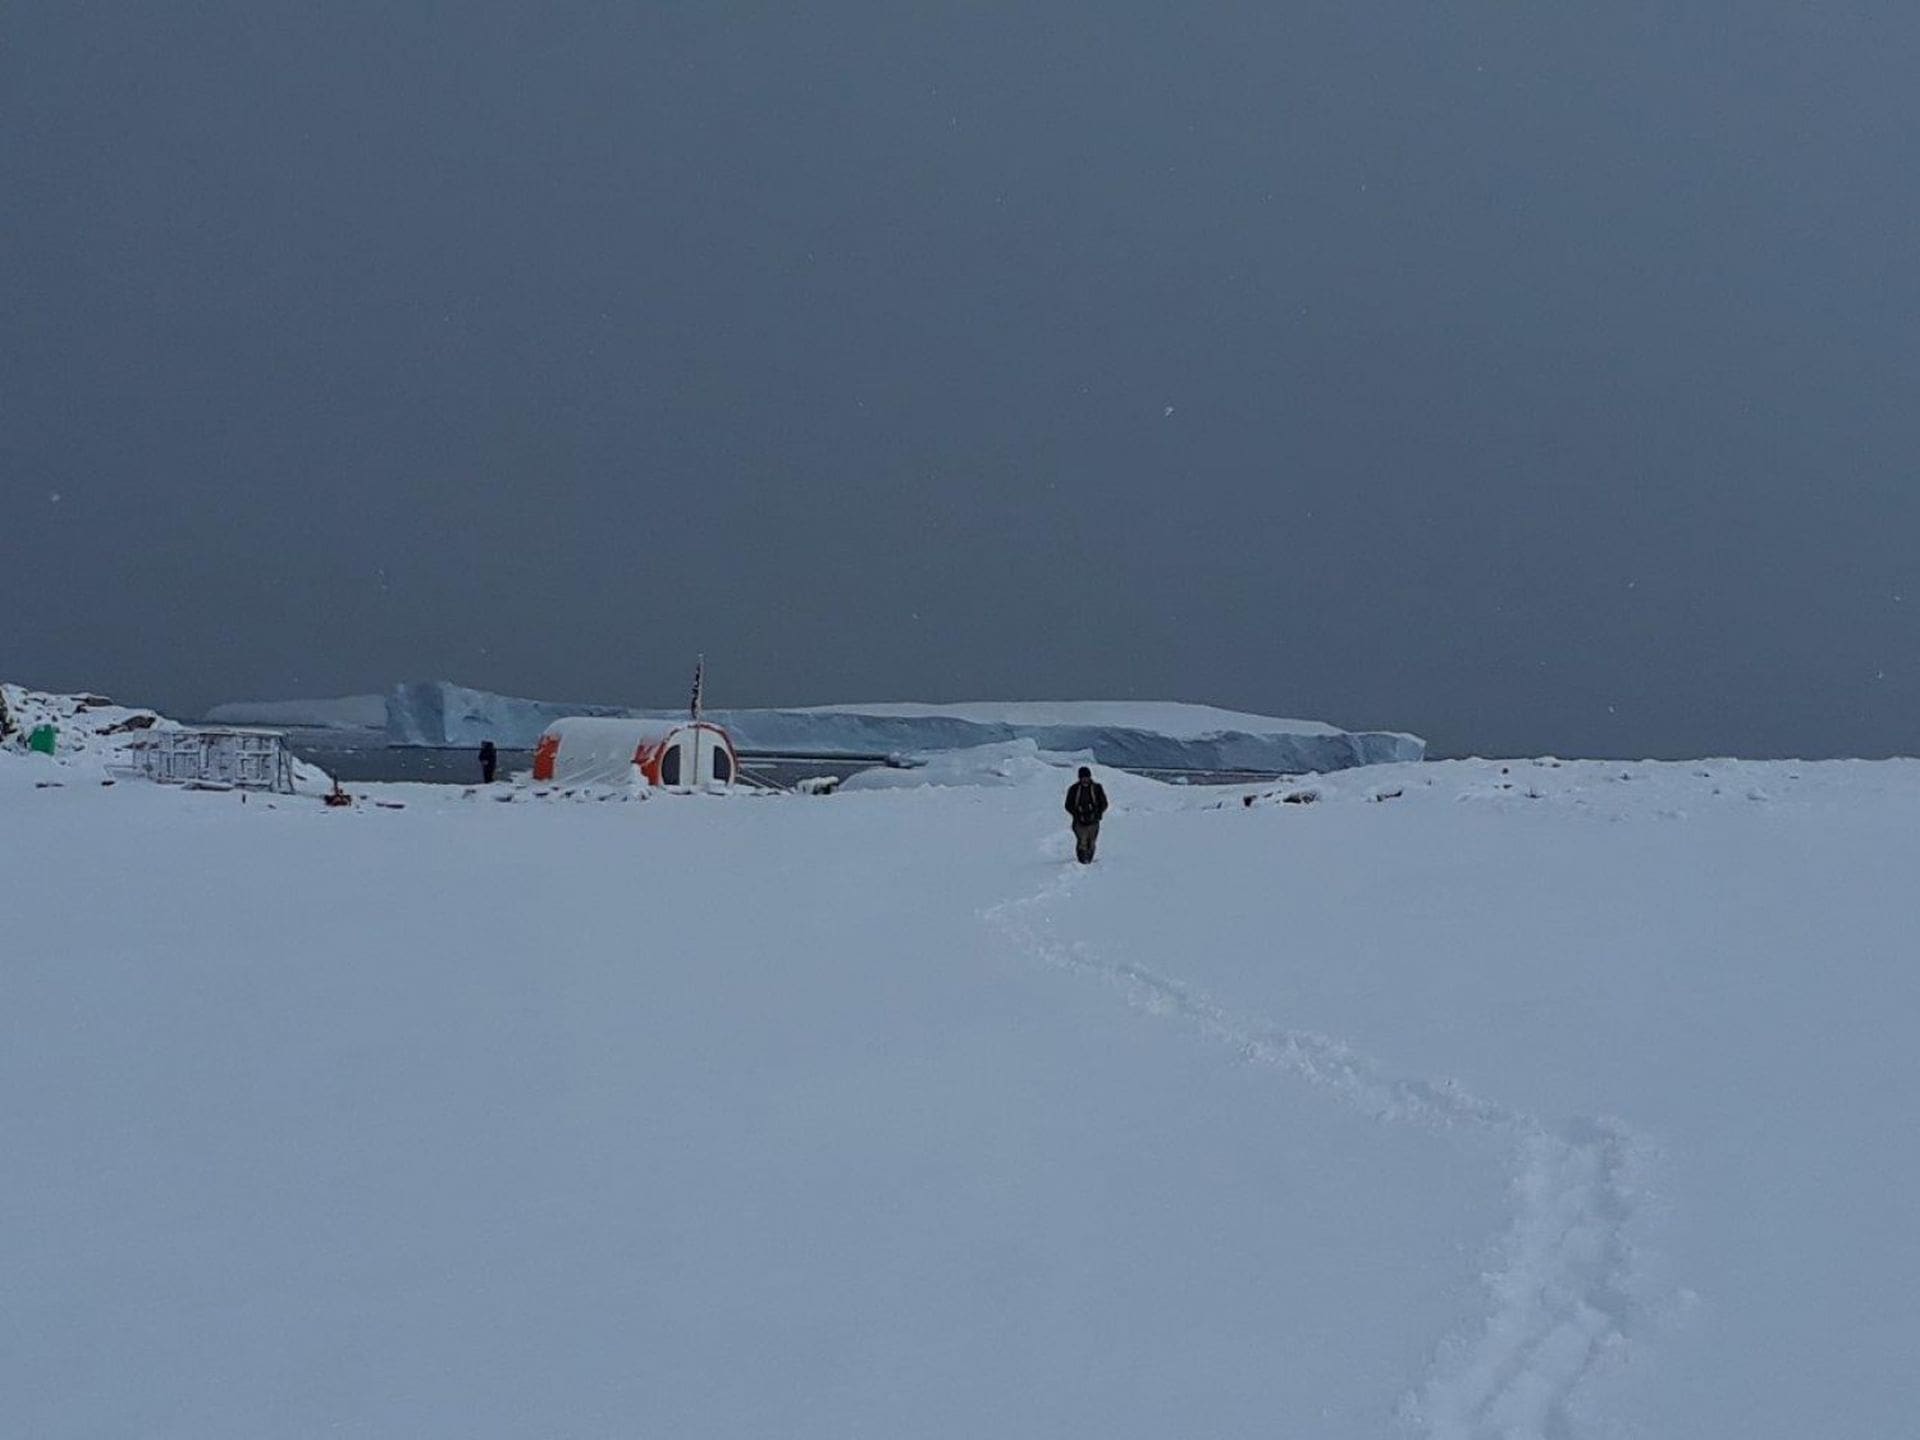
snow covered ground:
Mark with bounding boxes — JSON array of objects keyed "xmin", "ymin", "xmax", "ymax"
[{"xmin": 4, "ymin": 746, "xmax": 1917, "ymax": 1437}]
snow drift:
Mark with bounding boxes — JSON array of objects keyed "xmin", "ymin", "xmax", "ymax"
[
  {"xmin": 382, "ymin": 680, "xmax": 1424, "ymax": 772},
  {"xmin": 838, "ymin": 738, "xmax": 1092, "ymax": 791}
]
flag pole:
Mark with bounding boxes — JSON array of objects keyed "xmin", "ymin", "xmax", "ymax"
[{"xmin": 690, "ymin": 653, "xmax": 704, "ymax": 792}]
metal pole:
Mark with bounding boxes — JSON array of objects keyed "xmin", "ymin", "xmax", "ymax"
[{"xmin": 690, "ymin": 653, "xmax": 703, "ymax": 792}]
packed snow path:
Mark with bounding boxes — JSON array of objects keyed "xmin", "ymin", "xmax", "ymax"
[{"xmin": 985, "ymin": 865, "xmax": 1647, "ymax": 1440}]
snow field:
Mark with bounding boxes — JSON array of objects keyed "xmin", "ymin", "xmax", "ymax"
[{"xmin": 5, "ymin": 753, "xmax": 1919, "ymax": 1436}]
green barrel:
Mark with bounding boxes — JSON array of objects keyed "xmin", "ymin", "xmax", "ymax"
[{"xmin": 27, "ymin": 723, "xmax": 57, "ymax": 755}]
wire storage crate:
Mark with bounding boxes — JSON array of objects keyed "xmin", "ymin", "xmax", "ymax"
[{"xmin": 125, "ymin": 728, "xmax": 294, "ymax": 793}]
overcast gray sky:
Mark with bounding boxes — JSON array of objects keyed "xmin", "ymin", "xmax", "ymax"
[{"xmin": 6, "ymin": 3, "xmax": 1918, "ymax": 756}]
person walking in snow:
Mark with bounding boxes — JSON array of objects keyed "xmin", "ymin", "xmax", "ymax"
[
  {"xmin": 1065, "ymin": 766, "xmax": 1109, "ymax": 864},
  {"xmin": 478, "ymin": 739, "xmax": 498, "ymax": 785}
]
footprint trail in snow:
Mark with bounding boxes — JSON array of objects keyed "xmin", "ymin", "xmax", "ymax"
[{"xmin": 983, "ymin": 863, "xmax": 1658, "ymax": 1440}]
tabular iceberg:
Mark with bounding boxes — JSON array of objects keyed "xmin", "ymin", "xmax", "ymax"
[{"xmin": 385, "ymin": 681, "xmax": 1424, "ymax": 774}]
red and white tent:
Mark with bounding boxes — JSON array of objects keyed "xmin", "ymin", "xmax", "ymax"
[{"xmin": 530, "ymin": 717, "xmax": 738, "ymax": 789}]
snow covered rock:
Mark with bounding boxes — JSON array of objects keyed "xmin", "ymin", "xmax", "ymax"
[
  {"xmin": 0, "ymin": 683, "xmax": 334, "ymax": 794},
  {"xmin": 0, "ymin": 683, "xmax": 175, "ymax": 781}
]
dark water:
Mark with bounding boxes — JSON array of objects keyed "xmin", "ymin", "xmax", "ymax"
[
  {"xmin": 288, "ymin": 740, "xmax": 867, "ymax": 789},
  {"xmin": 292, "ymin": 744, "xmax": 535, "ymax": 784}
]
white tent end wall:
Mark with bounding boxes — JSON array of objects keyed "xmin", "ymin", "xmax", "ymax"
[{"xmin": 531, "ymin": 718, "xmax": 737, "ymax": 789}]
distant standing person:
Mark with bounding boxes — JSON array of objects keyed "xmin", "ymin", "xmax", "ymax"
[
  {"xmin": 1065, "ymin": 766, "xmax": 1109, "ymax": 864},
  {"xmin": 478, "ymin": 739, "xmax": 498, "ymax": 785}
]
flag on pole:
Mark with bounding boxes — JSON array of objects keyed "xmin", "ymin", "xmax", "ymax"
[{"xmin": 690, "ymin": 654, "xmax": 704, "ymax": 722}]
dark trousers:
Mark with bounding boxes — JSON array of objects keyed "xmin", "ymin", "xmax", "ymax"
[
  {"xmin": 481, "ymin": 759, "xmax": 497, "ymax": 784},
  {"xmin": 1072, "ymin": 820, "xmax": 1100, "ymax": 863}
]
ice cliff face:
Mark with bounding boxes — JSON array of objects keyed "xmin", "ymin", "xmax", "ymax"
[
  {"xmin": 385, "ymin": 681, "xmax": 1424, "ymax": 774},
  {"xmin": 385, "ymin": 682, "xmax": 634, "ymax": 751},
  {"xmin": 203, "ymin": 695, "xmax": 386, "ymax": 731}
]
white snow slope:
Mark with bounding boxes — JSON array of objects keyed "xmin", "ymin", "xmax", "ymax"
[{"xmin": 4, "ymin": 752, "xmax": 1917, "ymax": 1438}]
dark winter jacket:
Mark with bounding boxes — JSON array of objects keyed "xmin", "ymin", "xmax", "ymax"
[{"xmin": 1065, "ymin": 779, "xmax": 1109, "ymax": 826}]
